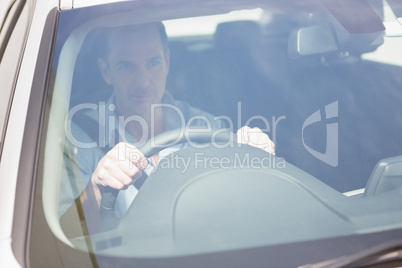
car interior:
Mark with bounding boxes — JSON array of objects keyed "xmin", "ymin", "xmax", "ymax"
[{"xmin": 68, "ymin": 2, "xmax": 402, "ymax": 193}]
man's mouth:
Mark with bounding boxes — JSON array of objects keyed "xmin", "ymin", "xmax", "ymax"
[{"xmin": 130, "ymin": 94, "xmax": 152, "ymax": 101}]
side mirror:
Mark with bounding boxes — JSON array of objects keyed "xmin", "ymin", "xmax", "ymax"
[{"xmin": 364, "ymin": 156, "xmax": 402, "ymax": 196}]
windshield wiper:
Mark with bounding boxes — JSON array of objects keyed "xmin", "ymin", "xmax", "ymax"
[{"xmin": 299, "ymin": 238, "xmax": 402, "ymax": 268}]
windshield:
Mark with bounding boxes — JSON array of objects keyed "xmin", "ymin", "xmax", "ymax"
[{"xmin": 37, "ymin": 0, "xmax": 402, "ymax": 265}]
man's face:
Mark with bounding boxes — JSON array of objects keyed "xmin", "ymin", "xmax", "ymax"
[{"xmin": 98, "ymin": 25, "xmax": 170, "ymax": 116}]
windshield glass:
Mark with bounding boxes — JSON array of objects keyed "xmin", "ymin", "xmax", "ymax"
[{"xmin": 39, "ymin": 0, "xmax": 402, "ymax": 264}]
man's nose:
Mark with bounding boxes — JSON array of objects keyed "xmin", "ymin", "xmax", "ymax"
[{"xmin": 134, "ymin": 68, "xmax": 151, "ymax": 89}]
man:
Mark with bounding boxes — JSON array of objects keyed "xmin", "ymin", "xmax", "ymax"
[{"xmin": 64, "ymin": 22, "xmax": 275, "ymax": 224}]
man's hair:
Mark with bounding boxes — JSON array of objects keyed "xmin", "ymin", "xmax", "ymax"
[{"xmin": 97, "ymin": 22, "xmax": 168, "ymax": 60}]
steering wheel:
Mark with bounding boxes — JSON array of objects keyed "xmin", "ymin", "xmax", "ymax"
[{"xmin": 100, "ymin": 128, "xmax": 235, "ymax": 231}]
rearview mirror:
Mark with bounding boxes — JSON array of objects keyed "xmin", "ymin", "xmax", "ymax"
[{"xmin": 288, "ymin": 23, "xmax": 338, "ymax": 58}]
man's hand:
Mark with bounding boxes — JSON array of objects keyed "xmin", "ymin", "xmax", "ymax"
[
  {"xmin": 90, "ymin": 142, "xmax": 149, "ymax": 207},
  {"xmin": 237, "ymin": 126, "xmax": 275, "ymax": 155}
]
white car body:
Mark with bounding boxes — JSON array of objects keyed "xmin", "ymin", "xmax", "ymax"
[{"xmin": 1, "ymin": 0, "xmax": 402, "ymax": 267}]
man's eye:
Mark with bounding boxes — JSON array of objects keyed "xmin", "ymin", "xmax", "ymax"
[
  {"xmin": 148, "ymin": 58, "xmax": 161, "ymax": 68},
  {"xmin": 118, "ymin": 63, "xmax": 133, "ymax": 71}
]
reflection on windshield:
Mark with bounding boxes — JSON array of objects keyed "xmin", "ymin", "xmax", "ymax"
[{"xmin": 41, "ymin": 0, "xmax": 402, "ymax": 260}]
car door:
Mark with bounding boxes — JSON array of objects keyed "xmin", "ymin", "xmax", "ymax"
[{"xmin": 0, "ymin": 0, "xmax": 27, "ymax": 156}]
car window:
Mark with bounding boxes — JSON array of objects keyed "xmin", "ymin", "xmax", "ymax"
[{"xmin": 30, "ymin": 0, "xmax": 402, "ymax": 266}]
